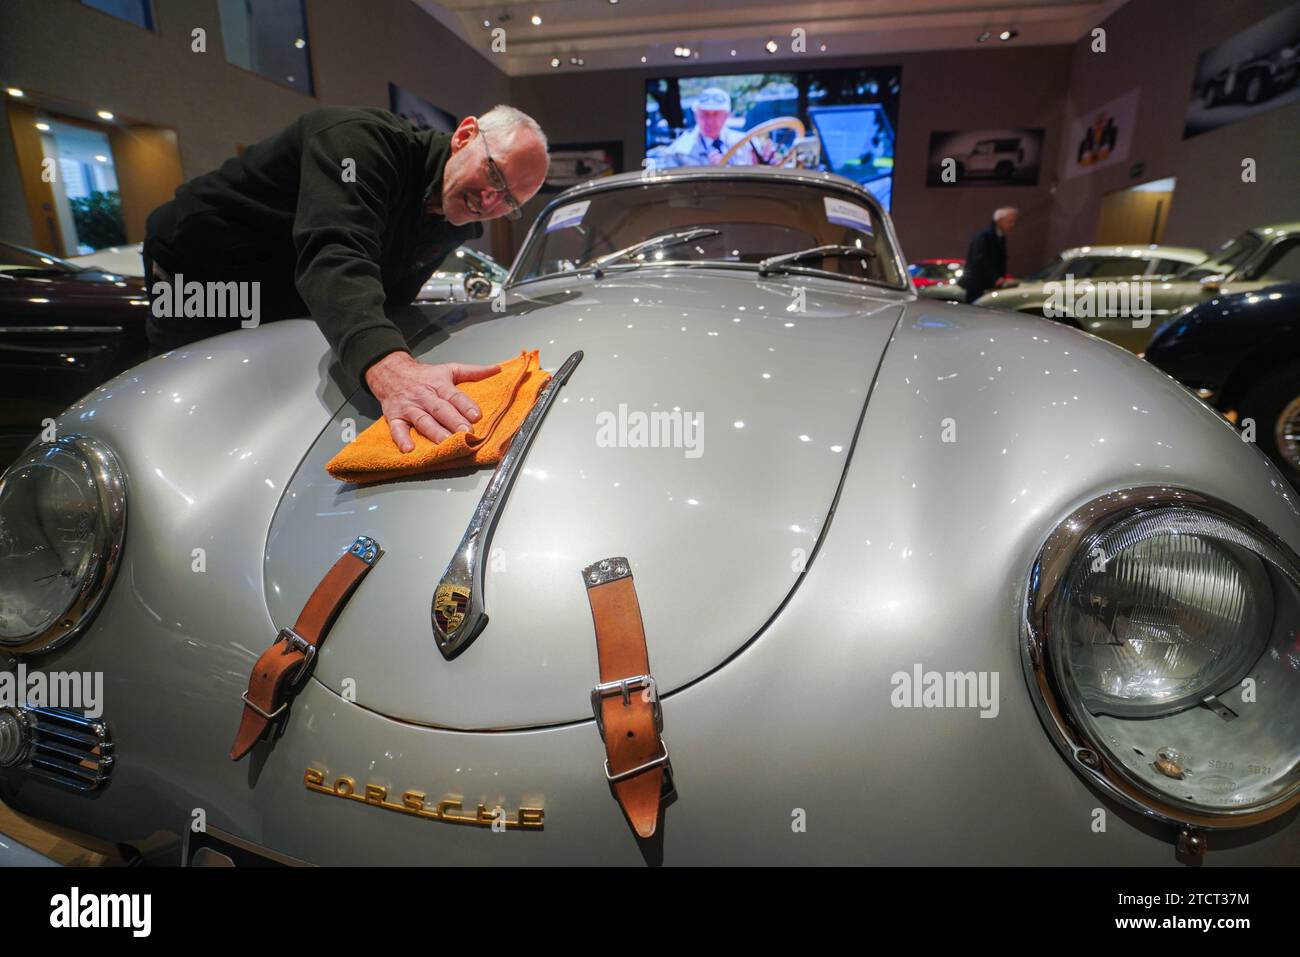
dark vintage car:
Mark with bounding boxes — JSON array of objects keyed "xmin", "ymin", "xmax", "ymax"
[
  {"xmin": 1145, "ymin": 282, "xmax": 1300, "ymax": 487},
  {"xmin": 1202, "ymin": 44, "xmax": 1299, "ymax": 107},
  {"xmin": 0, "ymin": 241, "xmax": 149, "ymax": 467}
]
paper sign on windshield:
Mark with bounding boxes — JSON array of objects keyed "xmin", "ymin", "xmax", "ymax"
[
  {"xmin": 824, "ymin": 197, "xmax": 873, "ymax": 235},
  {"xmin": 546, "ymin": 200, "xmax": 591, "ymax": 233}
]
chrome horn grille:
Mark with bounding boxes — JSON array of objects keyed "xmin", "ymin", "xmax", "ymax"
[{"xmin": 2, "ymin": 707, "xmax": 114, "ymax": 791}]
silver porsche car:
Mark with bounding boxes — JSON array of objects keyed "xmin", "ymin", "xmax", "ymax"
[{"xmin": 1, "ymin": 167, "xmax": 1297, "ymax": 866}]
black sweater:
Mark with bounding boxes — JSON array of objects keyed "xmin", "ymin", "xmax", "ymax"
[{"xmin": 144, "ymin": 107, "xmax": 482, "ymax": 387}]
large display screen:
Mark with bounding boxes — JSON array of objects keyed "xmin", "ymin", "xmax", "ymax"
[{"xmin": 645, "ymin": 67, "xmax": 901, "ymax": 210}]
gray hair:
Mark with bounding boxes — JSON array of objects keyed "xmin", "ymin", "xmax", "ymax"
[
  {"xmin": 477, "ymin": 105, "xmax": 548, "ymax": 154},
  {"xmin": 993, "ymin": 206, "xmax": 1019, "ymax": 221}
]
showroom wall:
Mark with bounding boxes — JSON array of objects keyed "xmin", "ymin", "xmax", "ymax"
[
  {"xmin": 508, "ymin": 45, "xmax": 1075, "ymax": 275},
  {"xmin": 1046, "ymin": 0, "xmax": 1300, "ymax": 255},
  {"xmin": 0, "ymin": 0, "xmax": 510, "ymax": 248}
]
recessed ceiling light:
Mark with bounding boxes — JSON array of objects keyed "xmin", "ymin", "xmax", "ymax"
[
  {"xmin": 531, "ymin": 14, "xmax": 542, "ymax": 26},
  {"xmin": 729, "ymin": 49, "xmax": 736, "ymax": 56},
  {"xmin": 550, "ymin": 56, "xmax": 560, "ymax": 67},
  {"xmin": 293, "ymin": 37, "xmax": 305, "ymax": 48},
  {"xmin": 35, "ymin": 122, "xmax": 50, "ymax": 131},
  {"xmin": 765, "ymin": 39, "xmax": 778, "ymax": 54},
  {"xmin": 6, "ymin": 88, "xmax": 24, "ymax": 98},
  {"xmin": 640, "ymin": 55, "xmax": 646, "ymax": 63},
  {"xmin": 97, "ymin": 110, "xmax": 114, "ymax": 120},
  {"xmin": 819, "ymin": 44, "xmax": 827, "ymax": 52},
  {"xmin": 483, "ymin": 18, "xmax": 491, "ymax": 27},
  {"xmin": 999, "ymin": 29, "xmax": 1018, "ymax": 40}
]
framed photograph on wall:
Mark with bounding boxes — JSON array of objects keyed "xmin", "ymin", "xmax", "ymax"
[
  {"xmin": 925, "ymin": 128, "xmax": 1045, "ymax": 187},
  {"xmin": 1183, "ymin": 4, "xmax": 1300, "ymax": 138},
  {"xmin": 543, "ymin": 141, "xmax": 623, "ymax": 192},
  {"xmin": 388, "ymin": 82, "xmax": 457, "ymax": 133},
  {"xmin": 1062, "ymin": 88, "xmax": 1139, "ymax": 179}
]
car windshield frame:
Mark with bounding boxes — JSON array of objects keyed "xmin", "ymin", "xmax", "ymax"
[
  {"xmin": 0, "ymin": 242, "xmax": 84, "ymax": 275},
  {"xmin": 435, "ymin": 246, "xmax": 507, "ymax": 281},
  {"xmin": 505, "ymin": 173, "xmax": 910, "ymax": 293},
  {"xmin": 1180, "ymin": 231, "xmax": 1265, "ymax": 281}
]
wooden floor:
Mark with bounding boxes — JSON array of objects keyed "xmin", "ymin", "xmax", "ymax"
[{"xmin": 0, "ymin": 799, "xmax": 110, "ymax": 866}]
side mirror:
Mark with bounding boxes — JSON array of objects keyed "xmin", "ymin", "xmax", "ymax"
[{"xmin": 464, "ymin": 274, "xmax": 493, "ymax": 301}]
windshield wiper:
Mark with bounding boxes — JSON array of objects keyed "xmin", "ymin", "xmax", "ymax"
[
  {"xmin": 758, "ymin": 245, "xmax": 876, "ymax": 276},
  {"xmin": 587, "ymin": 228, "xmax": 722, "ymax": 276}
]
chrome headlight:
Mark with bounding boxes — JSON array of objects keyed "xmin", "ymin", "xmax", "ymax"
[
  {"xmin": 1025, "ymin": 487, "xmax": 1300, "ymax": 828},
  {"xmin": 0, "ymin": 435, "xmax": 126, "ymax": 655}
]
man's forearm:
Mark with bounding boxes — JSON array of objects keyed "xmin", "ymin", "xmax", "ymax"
[{"xmin": 332, "ymin": 316, "xmax": 409, "ymax": 390}]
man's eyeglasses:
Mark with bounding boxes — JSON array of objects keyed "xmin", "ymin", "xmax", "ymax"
[{"xmin": 478, "ymin": 129, "xmax": 522, "ymax": 221}]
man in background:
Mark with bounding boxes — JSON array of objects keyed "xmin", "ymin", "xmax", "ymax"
[{"xmin": 959, "ymin": 206, "xmax": 1017, "ymax": 304}]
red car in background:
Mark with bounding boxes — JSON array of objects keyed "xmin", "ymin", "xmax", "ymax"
[{"xmin": 909, "ymin": 259, "xmax": 1013, "ymax": 302}]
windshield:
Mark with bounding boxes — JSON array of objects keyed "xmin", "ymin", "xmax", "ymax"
[
  {"xmin": 1026, "ymin": 256, "xmax": 1065, "ymax": 281},
  {"xmin": 511, "ymin": 179, "xmax": 904, "ymax": 288},
  {"xmin": 435, "ymin": 246, "xmax": 506, "ymax": 281},
  {"xmin": 1181, "ymin": 232, "xmax": 1262, "ymax": 280},
  {"xmin": 909, "ymin": 262, "xmax": 962, "ymax": 281},
  {"xmin": 0, "ymin": 243, "xmax": 81, "ymax": 275}
]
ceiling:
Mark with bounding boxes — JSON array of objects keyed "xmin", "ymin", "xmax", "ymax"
[{"xmin": 416, "ymin": 0, "xmax": 1131, "ymax": 76}]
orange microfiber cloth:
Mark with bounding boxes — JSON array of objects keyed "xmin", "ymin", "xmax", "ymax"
[{"xmin": 325, "ymin": 350, "xmax": 552, "ymax": 484}]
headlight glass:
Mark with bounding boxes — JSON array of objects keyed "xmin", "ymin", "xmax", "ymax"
[
  {"xmin": 1061, "ymin": 511, "xmax": 1272, "ymax": 718},
  {"xmin": 1027, "ymin": 489, "xmax": 1300, "ymax": 826},
  {"xmin": 0, "ymin": 435, "xmax": 126, "ymax": 654}
]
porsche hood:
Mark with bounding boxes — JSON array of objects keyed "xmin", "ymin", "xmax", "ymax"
[{"xmin": 263, "ymin": 269, "xmax": 904, "ymax": 730}]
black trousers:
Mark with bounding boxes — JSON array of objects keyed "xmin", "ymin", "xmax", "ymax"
[{"xmin": 140, "ymin": 247, "xmax": 306, "ymax": 358}]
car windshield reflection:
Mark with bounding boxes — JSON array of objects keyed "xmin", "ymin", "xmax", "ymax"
[{"xmin": 510, "ymin": 179, "xmax": 905, "ymax": 289}]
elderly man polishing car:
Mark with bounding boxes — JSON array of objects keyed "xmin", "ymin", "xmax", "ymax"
[{"xmin": 143, "ymin": 104, "xmax": 549, "ymax": 452}]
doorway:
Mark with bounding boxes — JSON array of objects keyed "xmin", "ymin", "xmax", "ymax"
[
  {"xmin": 1095, "ymin": 177, "xmax": 1176, "ymax": 246},
  {"xmin": 40, "ymin": 120, "xmax": 126, "ymax": 255},
  {"xmin": 6, "ymin": 100, "xmax": 182, "ymax": 257}
]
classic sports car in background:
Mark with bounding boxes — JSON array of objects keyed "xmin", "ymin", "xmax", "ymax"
[
  {"xmin": 909, "ymin": 258, "xmax": 1014, "ymax": 302},
  {"xmin": 416, "ymin": 245, "xmax": 507, "ymax": 304},
  {"xmin": 1, "ymin": 167, "xmax": 1298, "ymax": 866},
  {"xmin": 0, "ymin": 241, "xmax": 149, "ymax": 468},
  {"xmin": 909, "ymin": 258, "xmax": 966, "ymax": 301},
  {"xmin": 976, "ymin": 243, "xmax": 1207, "ymax": 351},
  {"xmin": 1000, "ymin": 222, "xmax": 1300, "ymax": 353},
  {"xmin": 1201, "ymin": 44, "xmax": 1299, "ymax": 108},
  {"xmin": 68, "ymin": 243, "xmax": 145, "ymax": 278},
  {"xmin": 1145, "ymin": 282, "xmax": 1300, "ymax": 489},
  {"xmin": 64, "ymin": 240, "xmax": 504, "ymax": 304}
]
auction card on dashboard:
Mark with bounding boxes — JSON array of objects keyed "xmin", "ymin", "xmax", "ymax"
[
  {"xmin": 546, "ymin": 199, "xmax": 591, "ymax": 232},
  {"xmin": 824, "ymin": 196, "xmax": 873, "ymax": 234}
]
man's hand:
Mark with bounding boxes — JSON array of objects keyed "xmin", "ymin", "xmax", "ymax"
[{"xmin": 364, "ymin": 351, "xmax": 501, "ymax": 452}]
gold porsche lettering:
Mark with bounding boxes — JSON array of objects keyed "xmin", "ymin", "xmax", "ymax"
[
  {"xmin": 433, "ymin": 584, "xmax": 470, "ymax": 634},
  {"xmin": 303, "ymin": 767, "xmax": 543, "ymax": 830}
]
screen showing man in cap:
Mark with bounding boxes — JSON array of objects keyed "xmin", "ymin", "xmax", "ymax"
[{"xmin": 662, "ymin": 87, "xmax": 752, "ymax": 167}]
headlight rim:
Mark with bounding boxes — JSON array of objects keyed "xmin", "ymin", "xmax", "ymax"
[
  {"xmin": 0, "ymin": 434, "xmax": 127, "ymax": 656},
  {"xmin": 1023, "ymin": 484, "xmax": 1300, "ymax": 831}
]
